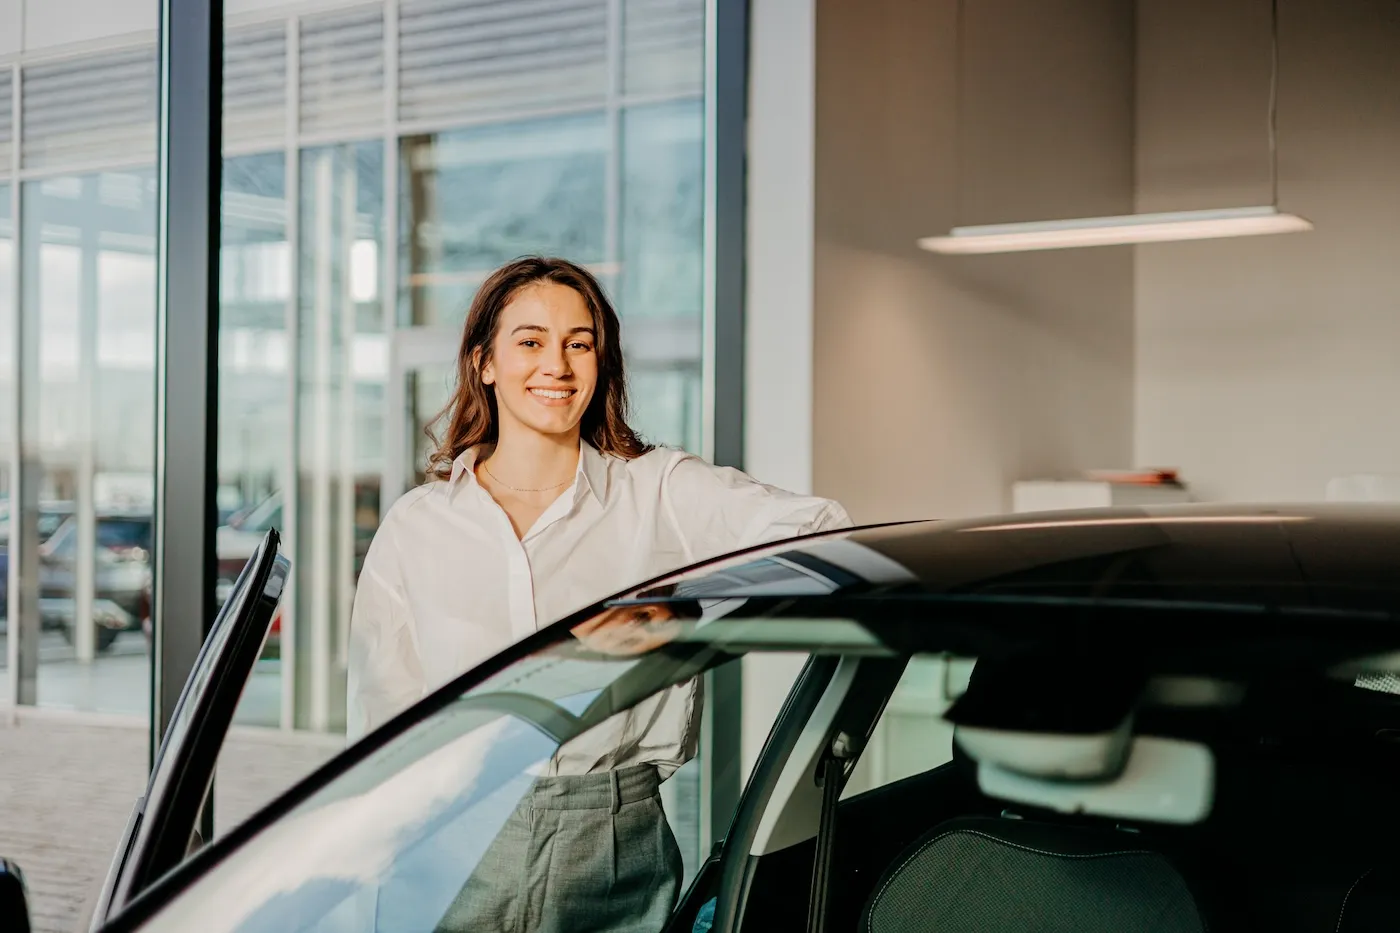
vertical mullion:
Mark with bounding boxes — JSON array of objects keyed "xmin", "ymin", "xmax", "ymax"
[
  {"xmin": 699, "ymin": 0, "xmax": 748, "ymax": 857},
  {"xmin": 6, "ymin": 62, "xmax": 36, "ymax": 716},
  {"xmin": 74, "ymin": 177, "xmax": 99, "ymax": 664},
  {"xmin": 280, "ymin": 14, "xmax": 300, "ymax": 732},
  {"xmin": 152, "ymin": 0, "xmax": 223, "ymax": 837},
  {"xmin": 604, "ymin": 0, "xmax": 624, "ymax": 272},
  {"xmin": 380, "ymin": 0, "xmax": 402, "ymax": 515}
]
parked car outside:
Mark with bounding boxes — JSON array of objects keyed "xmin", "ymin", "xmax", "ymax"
[
  {"xmin": 36, "ymin": 511, "xmax": 153, "ymax": 652},
  {"xmin": 0, "ymin": 501, "xmax": 76, "ymax": 630},
  {"xmin": 7, "ymin": 503, "xmax": 1400, "ymax": 933}
]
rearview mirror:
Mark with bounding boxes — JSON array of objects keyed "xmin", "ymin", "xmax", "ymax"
[{"xmin": 0, "ymin": 857, "xmax": 33, "ymax": 933}]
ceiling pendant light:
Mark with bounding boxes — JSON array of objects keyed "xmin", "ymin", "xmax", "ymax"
[{"xmin": 919, "ymin": 0, "xmax": 1311, "ymax": 255}]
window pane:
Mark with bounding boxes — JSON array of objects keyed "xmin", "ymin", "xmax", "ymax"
[
  {"xmin": 142, "ymin": 636, "xmax": 759, "ymax": 933},
  {"xmin": 21, "ymin": 170, "xmax": 156, "ymax": 711},
  {"xmin": 296, "ymin": 140, "xmax": 385, "ymax": 735},
  {"xmin": 220, "ymin": 151, "xmax": 291, "ymax": 727},
  {"xmin": 400, "ymin": 114, "xmax": 608, "ymax": 329},
  {"xmin": 620, "ymin": 100, "xmax": 703, "ymax": 451},
  {"xmin": 843, "ymin": 655, "xmax": 968, "ymax": 799}
]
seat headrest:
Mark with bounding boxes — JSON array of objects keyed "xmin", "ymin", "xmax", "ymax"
[{"xmin": 864, "ymin": 816, "xmax": 1208, "ymax": 933}]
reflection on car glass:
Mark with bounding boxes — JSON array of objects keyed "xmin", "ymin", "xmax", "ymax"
[
  {"xmin": 471, "ymin": 654, "xmax": 644, "ymax": 701},
  {"xmin": 671, "ymin": 556, "xmax": 842, "ymax": 598},
  {"xmin": 1355, "ymin": 671, "xmax": 1400, "ymax": 695}
]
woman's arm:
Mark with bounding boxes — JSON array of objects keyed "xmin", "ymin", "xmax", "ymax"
[
  {"xmin": 659, "ymin": 451, "xmax": 853, "ymax": 564},
  {"xmin": 345, "ymin": 531, "xmax": 426, "ymax": 744}
]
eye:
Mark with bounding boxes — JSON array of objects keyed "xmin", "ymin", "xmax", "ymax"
[
  {"xmin": 520, "ymin": 338, "xmax": 541, "ymax": 348},
  {"xmin": 568, "ymin": 341, "xmax": 594, "ymax": 351}
]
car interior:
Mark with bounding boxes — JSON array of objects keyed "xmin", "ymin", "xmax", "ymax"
[{"xmin": 662, "ymin": 640, "xmax": 1400, "ymax": 933}]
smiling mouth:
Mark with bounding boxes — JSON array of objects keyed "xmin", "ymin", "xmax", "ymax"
[{"xmin": 529, "ymin": 388, "xmax": 576, "ymax": 400}]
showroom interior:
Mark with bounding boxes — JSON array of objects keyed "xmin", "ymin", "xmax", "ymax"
[{"xmin": 1, "ymin": 0, "xmax": 1398, "ymax": 929}]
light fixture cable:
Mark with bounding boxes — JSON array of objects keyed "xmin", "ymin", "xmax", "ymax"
[
  {"xmin": 1269, "ymin": 0, "xmax": 1280, "ymax": 208},
  {"xmin": 952, "ymin": 0, "xmax": 966, "ymax": 231}
]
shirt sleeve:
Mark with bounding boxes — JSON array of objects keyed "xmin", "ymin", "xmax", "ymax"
[
  {"xmin": 659, "ymin": 451, "xmax": 854, "ymax": 564},
  {"xmin": 345, "ymin": 527, "xmax": 426, "ymax": 744}
]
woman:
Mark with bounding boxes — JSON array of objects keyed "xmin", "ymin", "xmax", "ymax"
[{"xmin": 347, "ymin": 256, "xmax": 850, "ymax": 930}]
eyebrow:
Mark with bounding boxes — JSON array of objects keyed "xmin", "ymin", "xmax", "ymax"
[{"xmin": 510, "ymin": 324, "xmax": 597, "ymax": 337}]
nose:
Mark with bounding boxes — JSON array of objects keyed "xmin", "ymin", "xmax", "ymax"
[{"xmin": 539, "ymin": 342, "xmax": 572, "ymax": 378}]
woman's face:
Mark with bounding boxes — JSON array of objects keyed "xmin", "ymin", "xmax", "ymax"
[{"xmin": 481, "ymin": 281, "xmax": 599, "ymax": 443}]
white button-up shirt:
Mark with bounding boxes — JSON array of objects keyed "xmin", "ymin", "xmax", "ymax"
[{"xmin": 345, "ymin": 443, "xmax": 851, "ymax": 775}]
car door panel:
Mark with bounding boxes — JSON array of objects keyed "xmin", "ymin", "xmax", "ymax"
[{"xmin": 91, "ymin": 529, "xmax": 287, "ymax": 928}]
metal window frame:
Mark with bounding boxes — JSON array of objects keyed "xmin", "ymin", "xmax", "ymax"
[
  {"xmin": 5, "ymin": 60, "xmax": 38, "ymax": 717},
  {"xmin": 152, "ymin": 0, "xmax": 223, "ymax": 842},
  {"xmin": 698, "ymin": 0, "xmax": 749, "ymax": 855}
]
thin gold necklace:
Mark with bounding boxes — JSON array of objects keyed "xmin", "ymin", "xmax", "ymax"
[{"xmin": 482, "ymin": 462, "xmax": 573, "ymax": 493}]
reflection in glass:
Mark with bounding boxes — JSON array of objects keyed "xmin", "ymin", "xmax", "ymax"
[
  {"xmin": 620, "ymin": 102, "xmax": 704, "ymax": 452},
  {"xmin": 296, "ymin": 141, "xmax": 385, "ymax": 733},
  {"xmin": 0, "ymin": 184, "xmax": 11, "ymax": 693},
  {"xmin": 408, "ymin": 361, "xmax": 455, "ymax": 489},
  {"xmin": 21, "ymin": 171, "xmax": 156, "ymax": 711},
  {"xmin": 220, "ymin": 152, "xmax": 291, "ymax": 725},
  {"xmin": 139, "ymin": 629, "xmax": 752, "ymax": 933},
  {"xmin": 400, "ymin": 114, "xmax": 608, "ymax": 329}
]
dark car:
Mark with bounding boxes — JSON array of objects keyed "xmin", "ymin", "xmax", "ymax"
[
  {"xmin": 0, "ymin": 500, "xmax": 78, "ymax": 632},
  {"xmin": 38, "ymin": 511, "xmax": 153, "ymax": 652},
  {"xmin": 7, "ymin": 504, "xmax": 1400, "ymax": 933}
]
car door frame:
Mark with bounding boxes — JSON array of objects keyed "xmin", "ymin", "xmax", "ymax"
[{"xmin": 88, "ymin": 529, "xmax": 288, "ymax": 928}]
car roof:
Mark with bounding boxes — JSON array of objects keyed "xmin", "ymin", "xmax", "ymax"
[{"xmin": 666, "ymin": 503, "xmax": 1400, "ymax": 616}]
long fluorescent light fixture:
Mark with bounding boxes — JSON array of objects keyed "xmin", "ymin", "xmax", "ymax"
[{"xmin": 918, "ymin": 206, "xmax": 1312, "ymax": 255}]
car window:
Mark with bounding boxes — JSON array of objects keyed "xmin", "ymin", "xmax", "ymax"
[
  {"xmin": 842, "ymin": 654, "xmax": 975, "ymax": 800},
  {"xmin": 133, "ymin": 600, "xmax": 828, "ymax": 933},
  {"xmin": 97, "ymin": 518, "xmax": 152, "ymax": 553},
  {"xmin": 230, "ymin": 497, "xmax": 281, "ymax": 533}
]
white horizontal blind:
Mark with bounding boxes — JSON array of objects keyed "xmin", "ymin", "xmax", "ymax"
[
  {"xmin": 21, "ymin": 47, "xmax": 157, "ymax": 171},
  {"xmin": 225, "ymin": 21, "xmax": 289, "ymax": 152},
  {"xmin": 398, "ymin": 0, "xmax": 609, "ymax": 126},
  {"xmin": 301, "ymin": 4, "xmax": 385, "ymax": 137},
  {"xmin": 0, "ymin": 68, "xmax": 13, "ymax": 172},
  {"xmin": 623, "ymin": 0, "xmax": 704, "ymax": 97}
]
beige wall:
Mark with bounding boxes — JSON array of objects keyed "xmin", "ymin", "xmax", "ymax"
[
  {"xmin": 810, "ymin": 0, "xmax": 1137, "ymax": 523},
  {"xmin": 1134, "ymin": 0, "xmax": 1400, "ymax": 502}
]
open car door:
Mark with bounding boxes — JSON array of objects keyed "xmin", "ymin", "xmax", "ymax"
[{"xmin": 86, "ymin": 529, "xmax": 288, "ymax": 929}]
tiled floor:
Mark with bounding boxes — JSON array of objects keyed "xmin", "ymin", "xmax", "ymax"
[{"xmin": 0, "ymin": 708, "xmax": 340, "ymax": 933}]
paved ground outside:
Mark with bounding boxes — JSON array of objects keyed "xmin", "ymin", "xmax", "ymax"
[{"xmin": 0, "ymin": 707, "xmax": 340, "ymax": 933}]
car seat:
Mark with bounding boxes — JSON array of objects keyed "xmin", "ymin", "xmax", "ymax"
[{"xmin": 861, "ymin": 814, "xmax": 1210, "ymax": 933}]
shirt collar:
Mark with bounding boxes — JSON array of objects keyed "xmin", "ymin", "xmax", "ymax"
[{"xmin": 447, "ymin": 441, "xmax": 610, "ymax": 505}]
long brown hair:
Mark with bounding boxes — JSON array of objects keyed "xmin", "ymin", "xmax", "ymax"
[{"xmin": 425, "ymin": 256, "xmax": 652, "ymax": 479}]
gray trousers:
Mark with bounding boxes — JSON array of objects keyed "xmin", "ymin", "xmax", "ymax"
[{"xmin": 436, "ymin": 764, "xmax": 684, "ymax": 933}]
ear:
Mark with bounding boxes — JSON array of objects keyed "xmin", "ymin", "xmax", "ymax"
[{"xmin": 474, "ymin": 348, "xmax": 494, "ymax": 386}]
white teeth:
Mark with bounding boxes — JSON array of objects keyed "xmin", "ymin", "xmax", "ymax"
[{"xmin": 530, "ymin": 388, "xmax": 572, "ymax": 399}]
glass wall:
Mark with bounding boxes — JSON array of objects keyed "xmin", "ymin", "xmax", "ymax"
[
  {"xmin": 2, "ymin": 0, "xmax": 710, "ymax": 830},
  {"xmin": 210, "ymin": 0, "xmax": 711, "ymax": 855},
  {"xmin": 19, "ymin": 171, "xmax": 157, "ymax": 713},
  {"xmin": 207, "ymin": 0, "xmax": 708, "ymax": 738},
  {"xmin": 220, "ymin": 152, "xmax": 291, "ymax": 728},
  {"xmin": 294, "ymin": 140, "xmax": 385, "ymax": 733}
]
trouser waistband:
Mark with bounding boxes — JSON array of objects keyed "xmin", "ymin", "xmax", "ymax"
[{"xmin": 528, "ymin": 763, "xmax": 660, "ymax": 812}]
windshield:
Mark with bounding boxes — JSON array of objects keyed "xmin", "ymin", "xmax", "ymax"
[
  {"xmin": 123, "ymin": 532, "xmax": 1400, "ymax": 933},
  {"xmin": 132, "ymin": 587, "xmax": 820, "ymax": 933}
]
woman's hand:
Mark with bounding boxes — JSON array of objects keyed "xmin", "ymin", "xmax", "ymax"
[{"xmin": 570, "ymin": 602, "xmax": 682, "ymax": 656}]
